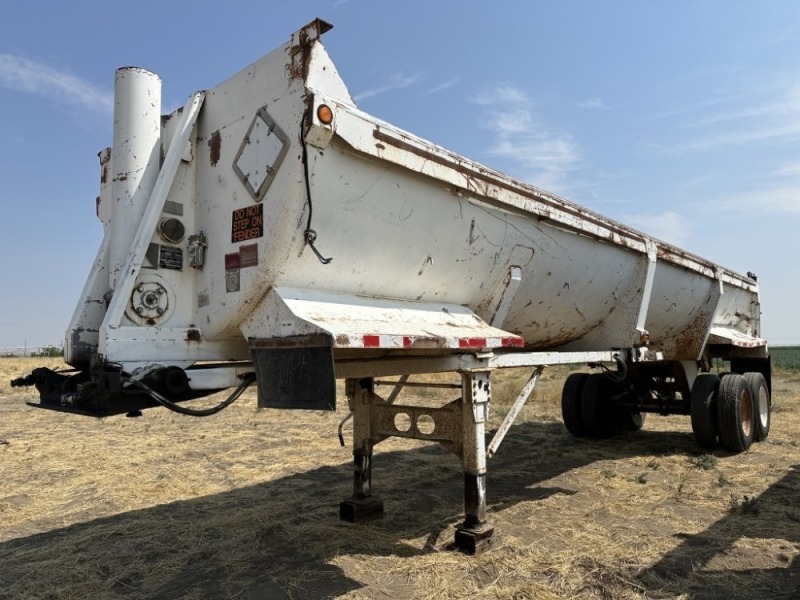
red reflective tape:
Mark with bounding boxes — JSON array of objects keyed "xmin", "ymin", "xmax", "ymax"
[
  {"xmin": 403, "ymin": 336, "xmax": 412, "ymax": 347},
  {"xmin": 363, "ymin": 335, "xmax": 380, "ymax": 348},
  {"xmin": 502, "ymin": 337, "xmax": 525, "ymax": 348},
  {"xmin": 459, "ymin": 337, "xmax": 487, "ymax": 348}
]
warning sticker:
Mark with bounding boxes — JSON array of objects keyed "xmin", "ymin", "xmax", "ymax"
[
  {"xmin": 224, "ymin": 252, "xmax": 241, "ymax": 293},
  {"xmin": 231, "ymin": 204, "xmax": 263, "ymax": 243},
  {"xmin": 240, "ymin": 244, "xmax": 258, "ymax": 268},
  {"xmin": 225, "ymin": 270, "xmax": 240, "ymax": 293},
  {"xmin": 225, "ymin": 252, "xmax": 241, "ymax": 270},
  {"xmin": 224, "ymin": 244, "xmax": 260, "ymax": 293}
]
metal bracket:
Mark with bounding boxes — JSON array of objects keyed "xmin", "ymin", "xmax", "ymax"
[
  {"xmin": 635, "ymin": 239, "xmax": 658, "ymax": 339},
  {"xmin": 346, "ymin": 381, "xmax": 464, "ymax": 456},
  {"xmin": 489, "ymin": 266, "xmax": 523, "ymax": 328},
  {"xmin": 486, "ymin": 366, "xmax": 543, "ymax": 458}
]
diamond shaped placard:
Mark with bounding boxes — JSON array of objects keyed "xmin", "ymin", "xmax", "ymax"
[{"xmin": 233, "ymin": 108, "xmax": 289, "ymax": 201}]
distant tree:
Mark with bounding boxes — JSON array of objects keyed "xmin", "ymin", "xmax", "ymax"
[{"xmin": 35, "ymin": 345, "xmax": 64, "ymax": 358}]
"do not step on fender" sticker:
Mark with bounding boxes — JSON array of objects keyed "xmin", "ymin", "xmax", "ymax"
[{"xmin": 231, "ymin": 204, "xmax": 263, "ymax": 243}]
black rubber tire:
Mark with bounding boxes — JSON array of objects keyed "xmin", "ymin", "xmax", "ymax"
[
  {"xmin": 717, "ymin": 373, "xmax": 755, "ymax": 453},
  {"xmin": 625, "ymin": 411, "xmax": 646, "ymax": 432},
  {"xmin": 744, "ymin": 372, "xmax": 770, "ymax": 442},
  {"xmin": 690, "ymin": 374, "xmax": 720, "ymax": 449},
  {"xmin": 561, "ymin": 373, "xmax": 590, "ymax": 437},
  {"xmin": 581, "ymin": 373, "xmax": 626, "ymax": 438}
]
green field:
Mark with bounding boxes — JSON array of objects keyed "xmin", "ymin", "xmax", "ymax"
[{"xmin": 772, "ymin": 346, "xmax": 800, "ymax": 371}]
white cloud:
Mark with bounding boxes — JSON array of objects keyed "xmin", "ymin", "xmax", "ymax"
[
  {"xmin": 686, "ymin": 83, "xmax": 800, "ymax": 128},
  {"xmin": 473, "ymin": 85, "xmax": 529, "ymax": 107},
  {"xmin": 420, "ymin": 76, "xmax": 460, "ymax": 97},
  {"xmin": 472, "ymin": 84, "xmax": 579, "ymax": 192},
  {"xmin": 656, "ymin": 83, "xmax": 800, "ymax": 154},
  {"xmin": 772, "ymin": 160, "xmax": 800, "ymax": 178},
  {"xmin": 624, "ymin": 210, "xmax": 693, "ymax": 247},
  {"xmin": 674, "ymin": 122, "xmax": 800, "ymax": 153},
  {"xmin": 575, "ymin": 96, "xmax": 608, "ymax": 110},
  {"xmin": 651, "ymin": 94, "xmax": 739, "ymax": 120},
  {"xmin": 698, "ymin": 157, "xmax": 800, "ymax": 217},
  {"xmin": 712, "ymin": 186, "xmax": 800, "ymax": 215},
  {"xmin": 0, "ymin": 54, "xmax": 112, "ymax": 112},
  {"xmin": 354, "ymin": 72, "xmax": 419, "ymax": 102}
]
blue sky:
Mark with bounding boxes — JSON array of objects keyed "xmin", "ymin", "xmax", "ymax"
[{"xmin": 0, "ymin": 1, "xmax": 798, "ymax": 348}]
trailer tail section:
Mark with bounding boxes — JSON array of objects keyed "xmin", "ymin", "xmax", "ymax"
[{"xmin": 12, "ymin": 20, "xmax": 770, "ymax": 553}]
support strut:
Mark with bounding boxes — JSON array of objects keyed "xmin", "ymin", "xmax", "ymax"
[
  {"xmin": 337, "ymin": 370, "xmax": 497, "ymax": 553},
  {"xmin": 339, "ymin": 378, "xmax": 384, "ymax": 522},
  {"xmin": 454, "ymin": 370, "xmax": 495, "ymax": 554}
]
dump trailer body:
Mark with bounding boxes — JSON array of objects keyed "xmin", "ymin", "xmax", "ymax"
[
  {"xmin": 14, "ymin": 20, "xmax": 770, "ymax": 554},
  {"xmin": 67, "ymin": 21, "xmax": 762, "ymax": 379}
]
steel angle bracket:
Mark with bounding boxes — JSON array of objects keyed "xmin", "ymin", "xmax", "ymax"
[{"xmin": 486, "ymin": 365, "xmax": 543, "ymax": 458}]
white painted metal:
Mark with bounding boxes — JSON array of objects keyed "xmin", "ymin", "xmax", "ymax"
[
  {"xmin": 488, "ymin": 266, "xmax": 522, "ymax": 328},
  {"xmin": 64, "ymin": 20, "xmax": 767, "ymax": 389},
  {"xmin": 100, "ymin": 92, "xmax": 204, "ymax": 344},
  {"xmin": 66, "ymin": 68, "xmax": 161, "ymax": 367},
  {"xmin": 486, "ymin": 366, "xmax": 543, "ymax": 458},
  {"xmin": 183, "ymin": 366, "xmax": 259, "ymax": 390},
  {"xmin": 108, "ymin": 67, "xmax": 162, "ymax": 291},
  {"xmin": 240, "ymin": 287, "xmax": 523, "ymax": 350},
  {"xmin": 462, "ymin": 372, "xmax": 490, "ymax": 475},
  {"xmin": 334, "ymin": 350, "xmax": 619, "ymax": 379},
  {"xmin": 708, "ymin": 326, "xmax": 768, "ymax": 348},
  {"xmin": 635, "ymin": 240, "xmax": 658, "ymax": 337}
]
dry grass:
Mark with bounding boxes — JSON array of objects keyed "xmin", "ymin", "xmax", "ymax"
[{"xmin": 1, "ymin": 357, "xmax": 799, "ymax": 599}]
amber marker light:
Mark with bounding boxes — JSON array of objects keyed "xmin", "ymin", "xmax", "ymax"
[{"xmin": 317, "ymin": 104, "xmax": 333, "ymax": 125}]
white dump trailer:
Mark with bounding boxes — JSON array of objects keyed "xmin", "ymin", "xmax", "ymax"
[{"xmin": 13, "ymin": 20, "xmax": 771, "ymax": 553}]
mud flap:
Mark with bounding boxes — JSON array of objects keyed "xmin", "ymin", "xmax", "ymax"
[{"xmin": 250, "ymin": 334, "xmax": 336, "ymax": 410}]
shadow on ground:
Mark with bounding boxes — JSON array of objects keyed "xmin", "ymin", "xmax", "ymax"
[
  {"xmin": 640, "ymin": 464, "xmax": 800, "ymax": 599},
  {"xmin": 1, "ymin": 421, "xmax": 795, "ymax": 599}
]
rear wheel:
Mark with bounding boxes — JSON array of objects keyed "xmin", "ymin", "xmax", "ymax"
[
  {"xmin": 690, "ymin": 374, "xmax": 720, "ymax": 449},
  {"xmin": 625, "ymin": 411, "xmax": 646, "ymax": 431},
  {"xmin": 744, "ymin": 372, "xmax": 770, "ymax": 442},
  {"xmin": 717, "ymin": 373, "xmax": 755, "ymax": 453},
  {"xmin": 581, "ymin": 373, "xmax": 626, "ymax": 438},
  {"xmin": 561, "ymin": 373, "xmax": 590, "ymax": 437}
]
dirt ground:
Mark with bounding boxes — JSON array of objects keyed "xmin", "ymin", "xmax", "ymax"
[{"xmin": 1, "ymin": 358, "xmax": 799, "ymax": 599}]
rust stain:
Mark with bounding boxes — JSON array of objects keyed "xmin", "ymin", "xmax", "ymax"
[
  {"xmin": 288, "ymin": 44, "xmax": 305, "ymax": 80},
  {"xmin": 373, "ymin": 127, "xmax": 627, "ymax": 235},
  {"xmin": 669, "ymin": 307, "xmax": 715, "ymax": 358},
  {"xmin": 286, "ymin": 19, "xmax": 333, "ymax": 81},
  {"xmin": 371, "ymin": 127, "xmax": 757, "ymax": 289},
  {"xmin": 101, "ymin": 164, "xmax": 108, "ymax": 184},
  {"xmin": 186, "ymin": 328, "xmax": 202, "ymax": 342},
  {"xmin": 208, "ymin": 131, "xmax": 221, "ymax": 167}
]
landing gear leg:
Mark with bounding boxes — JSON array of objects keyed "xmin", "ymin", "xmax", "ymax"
[
  {"xmin": 340, "ymin": 378, "xmax": 384, "ymax": 522},
  {"xmin": 454, "ymin": 370, "xmax": 495, "ymax": 554}
]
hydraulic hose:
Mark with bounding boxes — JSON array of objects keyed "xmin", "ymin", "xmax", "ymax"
[{"xmin": 121, "ymin": 372, "xmax": 256, "ymax": 417}]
